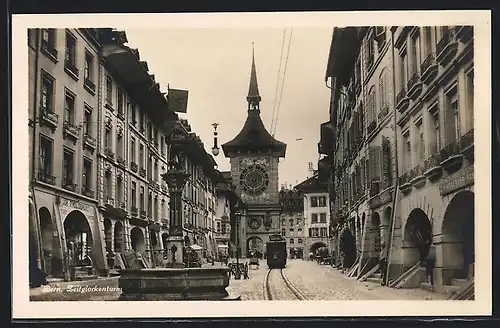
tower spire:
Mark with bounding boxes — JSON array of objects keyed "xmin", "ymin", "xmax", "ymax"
[{"xmin": 247, "ymin": 43, "xmax": 261, "ymax": 110}]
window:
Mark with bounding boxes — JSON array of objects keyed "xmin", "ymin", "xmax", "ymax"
[
  {"xmin": 154, "ymin": 128, "xmax": 158, "ymax": 146},
  {"xmin": 366, "ymin": 35, "xmax": 374, "ymax": 69},
  {"xmin": 355, "ymin": 59, "xmax": 361, "ymax": 87},
  {"xmin": 84, "ymin": 51, "xmax": 94, "ymax": 82},
  {"xmin": 319, "ymin": 213, "xmax": 327, "ymax": 223},
  {"xmin": 281, "ymin": 228, "xmax": 286, "ymax": 237},
  {"xmin": 410, "ymin": 31, "xmax": 420, "ymax": 75},
  {"xmin": 403, "ymin": 130, "xmax": 411, "ymax": 170},
  {"xmin": 65, "ymin": 31, "xmax": 77, "ymax": 68},
  {"xmin": 318, "ymin": 196, "xmax": 326, "ymax": 207},
  {"xmin": 117, "ymin": 177, "xmax": 123, "ymax": 202},
  {"xmin": 83, "ymin": 105, "xmax": 92, "ymax": 136},
  {"xmin": 41, "ymin": 73, "xmax": 54, "ymax": 112},
  {"xmin": 139, "ymin": 144, "xmax": 144, "ymax": 169},
  {"xmin": 311, "ymin": 228, "xmax": 319, "ymax": 237},
  {"xmin": 298, "ymin": 238, "xmax": 303, "ymax": 244},
  {"xmin": 311, "ymin": 213, "xmax": 318, "ymax": 223},
  {"xmin": 140, "ymin": 186, "xmax": 145, "ymax": 211},
  {"xmin": 64, "ymin": 91, "xmax": 75, "ymax": 124},
  {"xmin": 131, "ymin": 182, "xmax": 137, "ymax": 208},
  {"xmin": 429, "ymin": 103, "xmax": 441, "ymax": 154},
  {"xmin": 465, "ymin": 69, "xmax": 474, "ymax": 131},
  {"xmin": 117, "ymin": 87, "xmax": 124, "ymax": 116},
  {"xmin": 217, "ymin": 222, "xmax": 221, "ymax": 232},
  {"xmin": 445, "ymin": 85, "xmax": 460, "ymax": 144},
  {"xmin": 62, "ymin": 148, "xmax": 74, "ymax": 186},
  {"xmin": 399, "ymin": 48, "xmax": 408, "ymax": 90},
  {"xmin": 131, "ymin": 137, "xmax": 136, "ymax": 162},
  {"xmin": 160, "ymin": 136, "xmax": 165, "ymax": 155},
  {"xmin": 39, "ymin": 135, "xmax": 53, "ymax": 177},
  {"xmin": 117, "ymin": 133, "xmax": 123, "ymax": 158},
  {"xmin": 415, "ymin": 118, "xmax": 425, "ymax": 160},
  {"xmin": 105, "ymin": 172, "xmax": 112, "ymax": 200},
  {"xmin": 41, "ymin": 29, "xmax": 56, "ymax": 55},
  {"xmin": 131, "ymin": 103, "xmax": 136, "ymax": 125},
  {"xmin": 104, "ymin": 127, "xmax": 111, "ymax": 150},
  {"xmin": 423, "ymin": 27, "xmax": 433, "ymax": 59},
  {"xmin": 310, "ymin": 196, "xmax": 318, "ymax": 207},
  {"xmin": 82, "ymin": 158, "xmax": 92, "ymax": 191},
  {"xmin": 290, "ymin": 238, "xmax": 294, "ymax": 244},
  {"xmin": 154, "ymin": 196, "xmax": 159, "ymax": 221},
  {"xmin": 367, "ymin": 86, "xmax": 376, "ymax": 126},
  {"xmin": 106, "ymin": 76, "xmax": 113, "ymax": 105},
  {"xmin": 154, "ymin": 161, "xmax": 158, "ymax": 181},
  {"xmin": 379, "ymin": 70, "xmax": 389, "ymax": 112},
  {"xmin": 320, "ymin": 227, "xmax": 328, "ymax": 237}
]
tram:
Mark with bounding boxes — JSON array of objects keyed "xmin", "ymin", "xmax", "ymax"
[{"xmin": 266, "ymin": 234, "xmax": 287, "ymax": 269}]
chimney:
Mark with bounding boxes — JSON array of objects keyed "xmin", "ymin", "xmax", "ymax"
[{"xmin": 307, "ymin": 161, "xmax": 315, "ymax": 178}]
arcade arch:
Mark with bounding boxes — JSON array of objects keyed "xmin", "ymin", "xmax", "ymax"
[
  {"xmin": 310, "ymin": 241, "xmax": 327, "ymax": 255},
  {"xmin": 104, "ymin": 218, "xmax": 112, "ymax": 254},
  {"xmin": 130, "ymin": 227, "xmax": 145, "ymax": 253},
  {"xmin": 64, "ymin": 210, "xmax": 93, "ymax": 267},
  {"xmin": 39, "ymin": 207, "xmax": 58, "ymax": 276},
  {"xmin": 402, "ymin": 208, "xmax": 432, "ymax": 267},
  {"xmin": 371, "ymin": 212, "xmax": 382, "ymax": 253},
  {"xmin": 340, "ymin": 228, "xmax": 357, "ymax": 268},
  {"xmin": 441, "ymin": 190, "xmax": 474, "ymax": 281},
  {"xmin": 247, "ymin": 236, "xmax": 264, "ymax": 256},
  {"xmin": 114, "ymin": 221, "xmax": 124, "ymax": 253}
]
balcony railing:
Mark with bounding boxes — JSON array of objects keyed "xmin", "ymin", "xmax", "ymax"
[
  {"xmin": 460, "ymin": 129, "xmax": 474, "ymax": 151},
  {"xmin": 82, "ymin": 187, "xmax": 95, "ymax": 198},
  {"xmin": 131, "ymin": 206, "xmax": 138, "ymax": 217},
  {"xmin": 131, "ymin": 162, "xmax": 138, "ymax": 172},
  {"xmin": 396, "ymin": 87, "xmax": 410, "ymax": 113},
  {"xmin": 406, "ymin": 71, "xmax": 422, "ymax": 99},
  {"xmin": 83, "ymin": 134, "xmax": 96, "ymax": 151},
  {"xmin": 440, "ymin": 140, "xmax": 461, "ymax": 162},
  {"xmin": 40, "ymin": 108, "xmax": 59, "ymax": 130},
  {"xmin": 37, "ymin": 171, "xmax": 56, "ymax": 185},
  {"xmin": 63, "ymin": 121, "xmax": 79, "ymax": 141},
  {"xmin": 420, "ymin": 53, "xmax": 438, "ymax": 84},
  {"xmin": 436, "ymin": 28, "xmax": 458, "ymax": 57},
  {"xmin": 62, "ymin": 180, "xmax": 77, "ymax": 192},
  {"xmin": 436, "ymin": 28, "xmax": 459, "ymax": 65},
  {"xmin": 424, "ymin": 152, "xmax": 441, "ymax": 172},
  {"xmin": 105, "ymin": 148, "xmax": 115, "ymax": 159}
]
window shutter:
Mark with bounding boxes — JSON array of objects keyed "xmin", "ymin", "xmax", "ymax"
[
  {"xmin": 382, "ymin": 137, "xmax": 392, "ymax": 187},
  {"xmin": 369, "ymin": 146, "xmax": 382, "ymax": 182}
]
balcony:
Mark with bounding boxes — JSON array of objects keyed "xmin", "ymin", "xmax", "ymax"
[
  {"xmin": 420, "ymin": 53, "xmax": 439, "ymax": 85},
  {"xmin": 460, "ymin": 129, "xmax": 474, "ymax": 160},
  {"xmin": 439, "ymin": 140, "xmax": 464, "ymax": 174},
  {"xmin": 396, "ymin": 87, "xmax": 410, "ymax": 113},
  {"xmin": 131, "ymin": 162, "xmax": 138, "ymax": 172},
  {"xmin": 406, "ymin": 71, "xmax": 422, "ymax": 100},
  {"xmin": 436, "ymin": 28, "xmax": 459, "ymax": 66},
  {"xmin": 40, "ymin": 108, "xmax": 59, "ymax": 131},
  {"xmin": 83, "ymin": 134, "xmax": 96, "ymax": 152},
  {"xmin": 37, "ymin": 171, "xmax": 56, "ymax": 185},
  {"xmin": 409, "ymin": 165, "xmax": 426, "ymax": 189},
  {"xmin": 105, "ymin": 148, "xmax": 115, "ymax": 160},
  {"xmin": 84, "ymin": 77, "xmax": 96, "ymax": 95},
  {"xmin": 63, "ymin": 121, "xmax": 79, "ymax": 142},
  {"xmin": 398, "ymin": 172, "xmax": 412, "ymax": 195},
  {"xmin": 82, "ymin": 187, "xmax": 95, "ymax": 198},
  {"xmin": 62, "ymin": 180, "xmax": 77, "ymax": 192},
  {"xmin": 105, "ymin": 197, "xmax": 115, "ymax": 207},
  {"xmin": 423, "ymin": 153, "xmax": 443, "ymax": 182},
  {"xmin": 64, "ymin": 61, "xmax": 79, "ymax": 81},
  {"xmin": 117, "ymin": 156, "xmax": 126, "ymax": 168},
  {"xmin": 139, "ymin": 168, "xmax": 146, "ymax": 178},
  {"xmin": 131, "ymin": 206, "xmax": 139, "ymax": 217}
]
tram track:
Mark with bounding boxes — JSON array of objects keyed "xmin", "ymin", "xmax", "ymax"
[{"xmin": 263, "ymin": 268, "xmax": 307, "ymax": 300}]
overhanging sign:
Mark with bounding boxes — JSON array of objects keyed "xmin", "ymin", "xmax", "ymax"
[{"xmin": 168, "ymin": 89, "xmax": 189, "ymax": 113}]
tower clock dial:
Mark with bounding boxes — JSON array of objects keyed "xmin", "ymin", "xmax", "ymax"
[
  {"xmin": 248, "ymin": 216, "xmax": 262, "ymax": 229},
  {"xmin": 239, "ymin": 163, "xmax": 269, "ymax": 196}
]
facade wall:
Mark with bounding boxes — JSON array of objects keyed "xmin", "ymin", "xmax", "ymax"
[{"xmin": 303, "ymin": 192, "xmax": 330, "ymax": 254}]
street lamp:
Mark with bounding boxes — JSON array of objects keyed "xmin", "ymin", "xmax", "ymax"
[
  {"xmin": 234, "ymin": 200, "xmax": 242, "ymax": 279},
  {"xmin": 211, "ymin": 123, "xmax": 220, "ymax": 157}
]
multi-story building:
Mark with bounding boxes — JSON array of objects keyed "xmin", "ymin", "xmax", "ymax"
[
  {"xmin": 214, "ymin": 172, "xmax": 240, "ymax": 257},
  {"xmin": 278, "ymin": 186, "xmax": 305, "ymax": 258},
  {"xmin": 323, "ymin": 26, "xmax": 474, "ymax": 292},
  {"xmin": 295, "ymin": 172, "xmax": 330, "ymax": 257}
]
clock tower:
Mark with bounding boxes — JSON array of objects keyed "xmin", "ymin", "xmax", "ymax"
[{"xmin": 222, "ymin": 46, "xmax": 287, "ymax": 257}]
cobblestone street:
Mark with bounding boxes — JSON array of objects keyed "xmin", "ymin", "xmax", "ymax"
[{"xmin": 29, "ymin": 259, "xmax": 447, "ymax": 301}]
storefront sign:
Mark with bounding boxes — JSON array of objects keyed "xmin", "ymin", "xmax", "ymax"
[
  {"xmin": 438, "ymin": 165, "xmax": 474, "ymax": 196},
  {"xmin": 59, "ymin": 198, "xmax": 95, "ymax": 222}
]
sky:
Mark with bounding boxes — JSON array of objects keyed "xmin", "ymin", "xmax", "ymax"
[{"xmin": 125, "ymin": 27, "xmax": 333, "ymax": 188}]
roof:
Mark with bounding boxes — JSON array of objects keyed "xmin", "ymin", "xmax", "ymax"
[
  {"xmin": 325, "ymin": 27, "xmax": 361, "ymax": 84},
  {"xmin": 294, "ymin": 174, "xmax": 328, "ymax": 193}
]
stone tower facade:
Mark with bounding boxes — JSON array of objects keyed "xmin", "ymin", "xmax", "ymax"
[{"xmin": 222, "ymin": 47, "xmax": 287, "ymax": 257}]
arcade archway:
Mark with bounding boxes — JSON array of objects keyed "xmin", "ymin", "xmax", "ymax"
[
  {"xmin": 39, "ymin": 207, "xmax": 58, "ymax": 276},
  {"xmin": 130, "ymin": 227, "xmax": 145, "ymax": 253},
  {"xmin": 104, "ymin": 218, "xmax": 112, "ymax": 254},
  {"xmin": 246, "ymin": 236, "xmax": 264, "ymax": 257},
  {"xmin": 340, "ymin": 228, "xmax": 357, "ymax": 268},
  {"xmin": 403, "ymin": 208, "xmax": 432, "ymax": 267},
  {"xmin": 381, "ymin": 206, "xmax": 392, "ymax": 248},
  {"xmin": 114, "ymin": 221, "xmax": 124, "ymax": 253},
  {"xmin": 64, "ymin": 210, "xmax": 93, "ymax": 267},
  {"xmin": 442, "ymin": 190, "xmax": 475, "ymax": 280},
  {"xmin": 371, "ymin": 212, "xmax": 382, "ymax": 253},
  {"xmin": 310, "ymin": 241, "xmax": 327, "ymax": 255}
]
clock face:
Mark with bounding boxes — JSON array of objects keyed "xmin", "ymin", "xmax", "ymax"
[
  {"xmin": 240, "ymin": 164, "xmax": 269, "ymax": 196},
  {"xmin": 248, "ymin": 217, "xmax": 262, "ymax": 229}
]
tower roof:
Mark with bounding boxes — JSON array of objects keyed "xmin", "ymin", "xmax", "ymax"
[
  {"xmin": 247, "ymin": 44, "xmax": 261, "ymax": 103},
  {"xmin": 222, "ymin": 45, "xmax": 287, "ymax": 158}
]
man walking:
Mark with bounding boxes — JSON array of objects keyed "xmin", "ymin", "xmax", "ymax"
[{"xmin": 426, "ymin": 244, "xmax": 436, "ymax": 292}]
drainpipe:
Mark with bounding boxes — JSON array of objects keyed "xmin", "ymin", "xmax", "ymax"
[{"xmin": 385, "ymin": 28, "xmax": 401, "ymax": 286}]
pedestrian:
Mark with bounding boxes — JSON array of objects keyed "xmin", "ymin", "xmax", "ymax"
[
  {"xmin": 379, "ymin": 242, "xmax": 387, "ymax": 286},
  {"xmin": 426, "ymin": 244, "xmax": 436, "ymax": 292}
]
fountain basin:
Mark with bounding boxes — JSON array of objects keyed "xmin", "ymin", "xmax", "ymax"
[{"xmin": 118, "ymin": 267, "xmax": 240, "ymax": 300}]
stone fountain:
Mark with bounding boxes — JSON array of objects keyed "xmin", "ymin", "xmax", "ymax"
[{"xmin": 118, "ymin": 124, "xmax": 239, "ymax": 300}]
